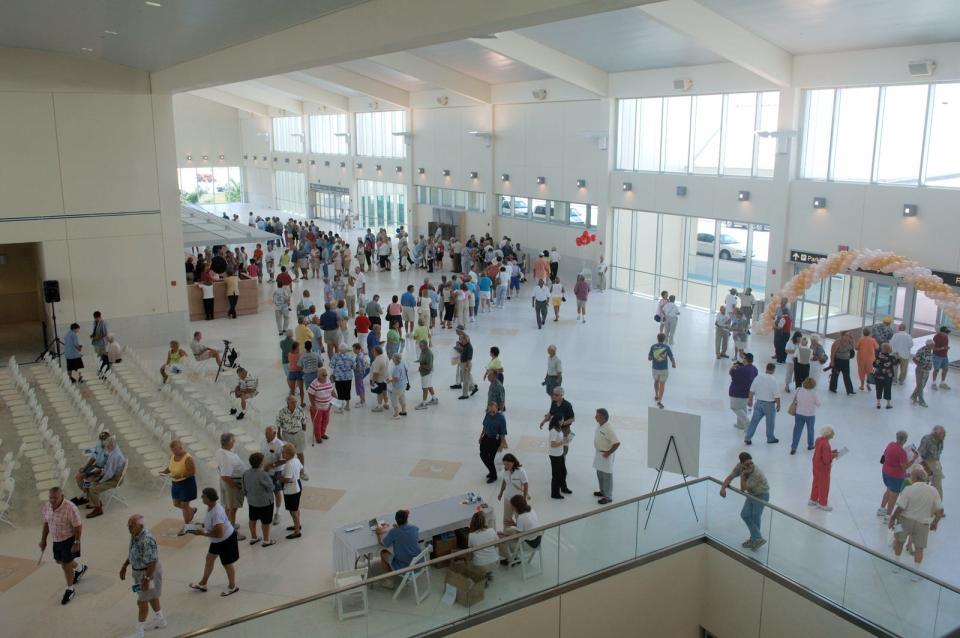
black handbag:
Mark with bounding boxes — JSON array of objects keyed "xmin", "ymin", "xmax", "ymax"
[{"xmin": 654, "ymin": 314, "xmax": 661, "ymax": 322}]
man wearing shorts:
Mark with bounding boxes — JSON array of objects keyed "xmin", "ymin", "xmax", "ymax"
[
  {"xmin": 931, "ymin": 326, "xmax": 951, "ymax": 390},
  {"xmin": 242, "ymin": 454, "xmax": 276, "ymax": 547},
  {"xmin": 415, "ymin": 340, "xmax": 437, "ymax": 409},
  {"xmin": 648, "ymin": 333, "xmax": 676, "ymax": 409},
  {"xmin": 260, "ymin": 427, "xmax": 286, "ymax": 525},
  {"xmin": 40, "ymin": 487, "xmax": 88, "ymax": 605},
  {"xmin": 369, "ymin": 346, "xmax": 391, "ymax": 412},
  {"xmin": 120, "ymin": 514, "xmax": 165, "ymax": 636},
  {"xmin": 276, "ymin": 396, "xmax": 309, "ymax": 479},
  {"xmin": 377, "ymin": 509, "xmax": 421, "ymax": 574},
  {"xmin": 280, "ymin": 444, "xmax": 303, "ymax": 539},
  {"xmin": 401, "ymin": 285, "xmax": 418, "ymax": 335},
  {"xmin": 889, "ymin": 466, "xmax": 943, "ymax": 573},
  {"xmin": 189, "ymin": 331, "xmax": 222, "ymax": 366},
  {"xmin": 64, "ymin": 322, "xmax": 85, "ymax": 384},
  {"xmin": 215, "ymin": 433, "xmax": 248, "ymax": 541}
]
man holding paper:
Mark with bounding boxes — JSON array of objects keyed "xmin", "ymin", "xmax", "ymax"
[{"xmin": 119, "ymin": 514, "xmax": 165, "ymax": 637}]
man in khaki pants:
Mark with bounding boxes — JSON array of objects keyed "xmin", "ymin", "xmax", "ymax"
[
  {"xmin": 918, "ymin": 425, "xmax": 946, "ymax": 498},
  {"xmin": 83, "ymin": 436, "xmax": 125, "ymax": 518}
]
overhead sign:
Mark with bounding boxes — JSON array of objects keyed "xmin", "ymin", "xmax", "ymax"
[
  {"xmin": 789, "ymin": 249, "xmax": 828, "ymax": 264},
  {"xmin": 933, "ymin": 270, "xmax": 960, "ymax": 288},
  {"xmin": 310, "ymin": 183, "xmax": 350, "ymax": 195}
]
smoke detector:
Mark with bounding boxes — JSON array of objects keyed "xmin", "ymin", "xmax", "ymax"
[
  {"xmin": 532, "ymin": 88, "xmax": 548, "ymax": 101},
  {"xmin": 436, "ymin": 95, "xmax": 449, "ymax": 106},
  {"xmin": 673, "ymin": 79, "xmax": 693, "ymax": 92}
]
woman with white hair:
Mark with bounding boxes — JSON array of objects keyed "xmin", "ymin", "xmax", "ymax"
[{"xmin": 809, "ymin": 426, "xmax": 839, "ymax": 511}]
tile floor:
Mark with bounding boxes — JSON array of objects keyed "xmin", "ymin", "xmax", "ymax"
[{"xmin": 0, "ymin": 230, "xmax": 958, "ymax": 637}]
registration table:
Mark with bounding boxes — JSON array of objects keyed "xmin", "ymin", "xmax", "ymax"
[{"xmin": 332, "ymin": 493, "xmax": 495, "ymax": 572}]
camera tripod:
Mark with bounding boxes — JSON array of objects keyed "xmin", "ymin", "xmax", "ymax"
[{"xmin": 35, "ymin": 301, "xmax": 64, "ymax": 367}]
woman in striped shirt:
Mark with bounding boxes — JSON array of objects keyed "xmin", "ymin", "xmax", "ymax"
[{"xmin": 307, "ymin": 367, "xmax": 334, "ymax": 445}]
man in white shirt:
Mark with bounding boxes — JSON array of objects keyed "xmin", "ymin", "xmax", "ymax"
[
  {"xmin": 715, "ymin": 306, "xmax": 732, "ymax": 359},
  {"xmin": 890, "ymin": 324, "xmax": 914, "ymax": 385},
  {"xmin": 595, "ymin": 256, "xmax": 608, "ymax": 292},
  {"xmin": 745, "ymin": 363, "xmax": 781, "ymax": 445},
  {"xmin": 353, "ymin": 266, "xmax": 367, "ymax": 303},
  {"xmin": 532, "ymin": 280, "xmax": 550, "ymax": 329},
  {"xmin": 272, "ymin": 282, "xmax": 291, "ymax": 336},
  {"xmin": 215, "ymin": 433, "xmax": 248, "ymax": 541},
  {"xmin": 889, "ymin": 466, "xmax": 943, "ymax": 572},
  {"xmin": 260, "ymin": 427, "xmax": 286, "ymax": 525},
  {"xmin": 724, "ymin": 288, "xmax": 739, "ymax": 315},
  {"xmin": 593, "ymin": 409, "xmax": 621, "ymax": 505},
  {"xmin": 189, "ymin": 331, "xmax": 221, "ymax": 366},
  {"xmin": 662, "ymin": 295, "xmax": 680, "ymax": 345}
]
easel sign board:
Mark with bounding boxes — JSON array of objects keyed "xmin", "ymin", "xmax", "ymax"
[{"xmin": 647, "ymin": 407, "xmax": 701, "ymax": 477}]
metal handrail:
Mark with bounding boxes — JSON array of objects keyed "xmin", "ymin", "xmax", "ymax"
[{"xmin": 178, "ymin": 474, "xmax": 958, "ymax": 637}]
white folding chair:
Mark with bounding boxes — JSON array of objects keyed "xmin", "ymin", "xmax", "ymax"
[
  {"xmin": 100, "ymin": 463, "xmax": 129, "ymax": 512},
  {"xmin": 0, "ymin": 478, "xmax": 15, "ymax": 529},
  {"xmin": 506, "ymin": 534, "xmax": 544, "ymax": 581},
  {"xmin": 392, "ymin": 544, "xmax": 432, "ymax": 604},
  {"xmin": 334, "ymin": 567, "xmax": 369, "ymax": 620}
]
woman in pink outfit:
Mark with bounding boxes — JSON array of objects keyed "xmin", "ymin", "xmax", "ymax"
[{"xmin": 809, "ymin": 426, "xmax": 838, "ymax": 511}]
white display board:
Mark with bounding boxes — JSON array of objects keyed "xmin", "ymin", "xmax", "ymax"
[{"xmin": 647, "ymin": 407, "xmax": 701, "ymax": 477}]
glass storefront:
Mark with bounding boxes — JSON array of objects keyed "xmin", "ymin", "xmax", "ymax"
[
  {"xmin": 357, "ymin": 180, "xmax": 407, "ymax": 228},
  {"xmin": 609, "ymin": 208, "xmax": 769, "ymax": 311}
]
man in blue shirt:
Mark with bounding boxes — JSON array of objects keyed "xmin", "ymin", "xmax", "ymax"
[
  {"xmin": 64, "ymin": 322, "xmax": 85, "ymax": 383},
  {"xmin": 729, "ymin": 353, "xmax": 759, "ymax": 430},
  {"xmin": 72, "ymin": 430, "xmax": 111, "ymax": 503},
  {"xmin": 377, "ymin": 509, "xmax": 421, "ymax": 573},
  {"xmin": 648, "ymin": 333, "xmax": 677, "ymax": 409},
  {"xmin": 479, "ymin": 401, "xmax": 508, "ymax": 483},
  {"xmin": 82, "ymin": 436, "xmax": 126, "ymax": 518},
  {"xmin": 319, "ymin": 303, "xmax": 341, "ymax": 358},
  {"xmin": 400, "ymin": 285, "xmax": 417, "ymax": 335},
  {"xmin": 478, "ymin": 274, "xmax": 493, "ymax": 313}
]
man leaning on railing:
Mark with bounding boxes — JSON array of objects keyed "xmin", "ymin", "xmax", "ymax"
[{"xmin": 720, "ymin": 452, "xmax": 770, "ymax": 551}]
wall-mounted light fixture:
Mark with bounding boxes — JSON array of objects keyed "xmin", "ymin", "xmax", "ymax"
[
  {"xmin": 296, "ymin": 159, "xmax": 302, "ymax": 164},
  {"xmin": 676, "ymin": 186, "xmax": 687, "ymax": 197},
  {"xmin": 501, "ymin": 174, "xmax": 510, "ymax": 182},
  {"xmin": 339, "ymin": 161, "xmax": 346, "ymax": 168},
  {"xmin": 470, "ymin": 171, "xmax": 479, "ymax": 179},
  {"xmin": 242, "ymin": 155, "xmax": 248, "ymax": 160},
  {"xmin": 418, "ymin": 167, "xmax": 425, "ymax": 175},
  {"xmin": 903, "ymin": 204, "xmax": 918, "ymax": 217},
  {"xmin": 442, "ymin": 169, "xmax": 451, "ymax": 177},
  {"xmin": 738, "ymin": 190, "xmax": 750, "ymax": 202},
  {"xmin": 261, "ymin": 156, "xmax": 267, "ymax": 161},
  {"xmin": 324, "ymin": 161, "xmax": 330, "ymax": 167},
  {"xmin": 537, "ymin": 176, "xmax": 546, "ymax": 185},
  {"xmin": 622, "ymin": 182, "xmax": 632, "ymax": 192},
  {"xmin": 813, "ymin": 196, "xmax": 827, "ymax": 209},
  {"xmin": 186, "ymin": 155, "xmax": 192, "ymax": 161},
  {"xmin": 375, "ymin": 164, "xmax": 382, "ymax": 171},
  {"xmin": 272, "ymin": 157, "xmax": 278, "ymax": 162},
  {"xmin": 284, "ymin": 158, "xmax": 290, "ymax": 163},
  {"xmin": 201, "ymin": 155, "xmax": 208, "ymax": 161},
  {"xmin": 218, "ymin": 154, "xmax": 225, "ymax": 160},
  {"xmin": 355, "ymin": 162, "xmax": 363, "ymax": 169},
  {"xmin": 576, "ymin": 179, "xmax": 586, "ymax": 188},
  {"xmin": 310, "ymin": 160, "xmax": 315, "ymax": 165},
  {"xmin": 396, "ymin": 166, "xmax": 403, "ymax": 173}
]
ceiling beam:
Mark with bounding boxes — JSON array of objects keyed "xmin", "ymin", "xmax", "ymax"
[
  {"xmin": 638, "ymin": 0, "xmax": 792, "ymax": 87},
  {"xmin": 189, "ymin": 88, "xmax": 269, "ymax": 116},
  {"xmin": 302, "ymin": 67, "xmax": 410, "ymax": 108},
  {"xmin": 151, "ymin": 0, "xmax": 652, "ymax": 92},
  {"xmin": 255, "ymin": 76, "xmax": 349, "ymax": 112},
  {"xmin": 471, "ymin": 31, "xmax": 608, "ymax": 96},
  {"xmin": 370, "ymin": 52, "xmax": 491, "ymax": 104},
  {"xmin": 218, "ymin": 83, "xmax": 304, "ymax": 115}
]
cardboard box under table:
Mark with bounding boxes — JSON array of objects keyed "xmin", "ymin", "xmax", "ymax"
[{"xmin": 445, "ymin": 560, "xmax": 487, "ymax": 606}]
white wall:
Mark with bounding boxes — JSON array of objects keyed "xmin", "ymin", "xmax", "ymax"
[
  {"xmin": 0, "ymin": 47, "xmax": 185, "ymax": 346},
  {"xmin": 172, "ymin": 93, "xmax": 242, "ymax": 167}
]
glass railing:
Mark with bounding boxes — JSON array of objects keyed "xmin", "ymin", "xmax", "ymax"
[{"xmin": 180, "ymin": 477, "xmax": 959, "ymax": 638}]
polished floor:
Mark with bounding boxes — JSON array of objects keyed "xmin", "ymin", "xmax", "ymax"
[{"xmin": 0, "ymin": 230, "xmax": 957, "ymax": 638}]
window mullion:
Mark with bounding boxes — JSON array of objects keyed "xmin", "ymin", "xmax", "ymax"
[
  {"xmin": 919, "ymin": 83, "xmax": 936, "ymax": 186},
  {"xmin": 870, "ymin": 87, "xmax": 885, "ymax": 183},
  {"xmin": 827, "ymin": 89, "xmax": 841, "ymax": 181}
]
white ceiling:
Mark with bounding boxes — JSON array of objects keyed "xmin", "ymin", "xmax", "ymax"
[
  {"xmin": 696, "ymin": 0, "xmax": 960, "ymax": 55},
  {"xmin": 286, "ymin": 71, "xmax": 366, "ymax": 98},
  {"xmin": 338, "ymin": 60, "xmax": 437, "ymax": 92},
  {"xmin": 0, "ymin": 0, "xmax": 370, "ymax": 71},
  {"xmin": 519, "ymin": 7, "xmax": 725, "ymax": 72},
  {"xmin": 412, "ymin": 40, "xmax": 549, "ymax": 85}
]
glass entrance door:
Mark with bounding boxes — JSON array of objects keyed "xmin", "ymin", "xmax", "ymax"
[{"xmin": 861, "ymin": 281, "xmax": 906, "ymax": 329}]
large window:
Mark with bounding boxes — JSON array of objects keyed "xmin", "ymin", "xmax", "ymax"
[
  {"xmin": 275, "ymin": 170, "xmax": 307, "ymax": 216},
  {"xmin": 800, "ymin": 81, "xmax": 960, "ymax": 187},
  {"xmin": 497, "ymin": 195, "xmax": 598, "ymax": 228},
  {"xmin": 617, "ymin": 91, "xmax": 780, "ymax": 177},
  {"xmin": 358, "ymin": 180, "xmax": 407, "ymax": 227},
  {"xmin": 272, "ymin": 116, "xmax": 304, "ymax": 153},
  {"xmin": 178, "ymin": 166, "xmax": 243, "ymax": 204},
  {"xmin": 355, "ymin": 111, "xmax": 407, "ymax": 158},
  {"xmin": 309, "ymin": 113, "xmax": 349, "ymax": 155},
  {"xmin": 608, "ymin": 208, "xmax": 769, "ymax": 309},
  {"xmin": 416, "ymin": 186, "xmax": 485, "ymax": 213}
]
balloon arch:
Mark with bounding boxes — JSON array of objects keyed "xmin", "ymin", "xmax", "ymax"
[{"xmin": 757, "ymin": 249, "xmax": 960, "ymax": 334}]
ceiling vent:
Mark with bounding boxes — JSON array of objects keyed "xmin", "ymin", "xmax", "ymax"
[{"xmin": 908, "ymin": 59, "xmax": 936, "ymax": 77}]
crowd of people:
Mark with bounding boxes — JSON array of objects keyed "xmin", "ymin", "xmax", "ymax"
[{"xmin": 28, "ymin": 220, "xmax": 954, "ymax": 637}]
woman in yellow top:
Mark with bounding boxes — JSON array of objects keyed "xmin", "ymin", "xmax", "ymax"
[
  {"xmin": 160, "ymin": 340, "xmax": 189, "ymax": 384},
  {"xmin": 159, "ymin": 438, "xmax": 197, "ymax": 535},
  {"xmin": 486, "ymin": 346, "xmax": 504, "ymax": 383}
]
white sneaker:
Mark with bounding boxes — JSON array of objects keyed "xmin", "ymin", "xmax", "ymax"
[
  {"xmin": 147, "ymin": 616, "xmax": 167, "ymax": 630},
  {"xmin": 273, "ymin": 513, "xmax": 280, "ymax": 525},
  {"xmin": 876, "ymin": 508, "xmax": 888, "ymax": 517},
  {"xmin": 940, "ymin": 383, "xmax": 951, "ymax": 390},
  {"xmin": 818, "ymin": 505, "xmax": 833, "ymax": 511},
  {"xmin": 429, "ymin": 397, "xmax": 438, "ymax": 405},
  {"xmin": 415, "ymin": 403, "xmax": 428, "ymax": 410},
  {"xmin": 807, "ymin": 500, "xmax": 818, "ymax": 507}
]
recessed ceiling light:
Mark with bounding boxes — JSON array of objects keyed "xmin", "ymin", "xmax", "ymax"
[
  {"xmin": 80, "ymin": 47, "xmax": 93, "ymax": 53},
  {"xmin": 103, "ymin": 30, "xmax": 119, "ymax": 36},
  {"xmin": 145, "ymin": 1, "xmax": 162, "ymax": 6}
]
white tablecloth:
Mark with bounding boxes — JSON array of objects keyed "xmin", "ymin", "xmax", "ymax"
[{"xmin": 332, "ymin": 493, "xmax": 493, "ymax": 572}]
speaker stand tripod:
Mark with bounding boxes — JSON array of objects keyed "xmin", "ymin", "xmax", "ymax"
[{"xmin": 35, "ymin": 301, "xmax": 64, "ymax": 367}]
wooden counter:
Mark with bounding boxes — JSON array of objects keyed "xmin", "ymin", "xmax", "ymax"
[{"xmin": 187, "ymin": 278, "xmax": 259, "ymax": 321}]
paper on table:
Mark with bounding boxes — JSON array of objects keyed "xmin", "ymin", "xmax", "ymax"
[{"xmin": 441, "ymin": 583, "xmax": 457, "ymax": 606}]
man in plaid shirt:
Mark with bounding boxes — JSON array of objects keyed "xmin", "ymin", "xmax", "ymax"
[{"xmin": 40, "ymin": 487, "xmax": 88, "ymax": 605}]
